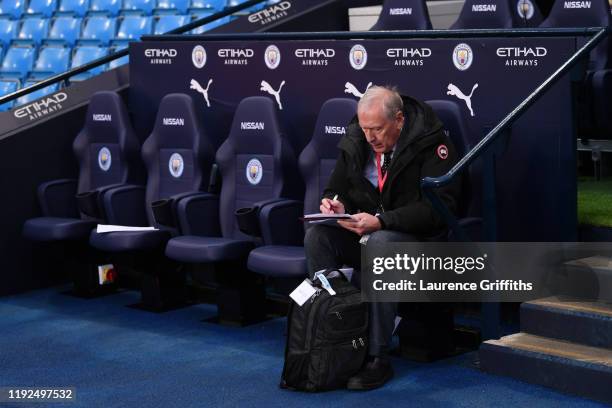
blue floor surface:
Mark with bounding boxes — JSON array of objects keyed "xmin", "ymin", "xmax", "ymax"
[{"xmin": 0, "ymin": 287, "xmax": 607, "ymax": 408}]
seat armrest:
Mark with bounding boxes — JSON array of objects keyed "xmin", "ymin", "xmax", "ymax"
[
  {"xmin": 101, "ymin": 184, "xmax": 148, "ymax": 226},
  {"xmin": 258, "ymin": 199, "xmax": 304, "ymax": 246},
  {"xmin": 37, "ymin": 178, "xmax": 78, "ymax": 217},
  {"xmin": 175, "ymin": 192, "xmax": 221, "ymax": 236}
]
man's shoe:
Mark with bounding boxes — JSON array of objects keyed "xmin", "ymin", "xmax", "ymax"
[{"xmin": 347, "ymin": 357, "xmax": 394, "ymax": 390}]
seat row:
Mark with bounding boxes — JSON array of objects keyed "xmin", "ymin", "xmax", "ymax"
[
  {"xmin": 0, "ymin": 13, "xmax": 228, "ymax": 48},
  {"xmin": 23, "ymin": 91, "xmax": 473, "ymax": 319},
  {"xmin": 0, "ymin": 0, "xmax": 265, "ymax": 19}
]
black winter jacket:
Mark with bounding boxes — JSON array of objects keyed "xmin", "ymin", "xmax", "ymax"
[{"xmin": 322, "ymin": 95, "xmax": 462, "ymax": 237}]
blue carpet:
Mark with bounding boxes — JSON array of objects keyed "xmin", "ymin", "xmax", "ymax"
[{"xmin": 0, "ymin": 287, "xmax": 607, "ymax": 408}]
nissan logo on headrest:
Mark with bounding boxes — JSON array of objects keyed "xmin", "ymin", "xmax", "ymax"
[
  {"xmin": 163, "ymin": 118, "xmax": 185, "ymax": 126},
  {"xmin": 241, "ymin": 122, "xmax": 265, "ymax": 130},
  {"xmin": 325, "ymin": 126, "xmax": 346, "ymax": 135},
  {"xmin": 92, "ymin": 114, "xmax": 112, "ymax": 122}
]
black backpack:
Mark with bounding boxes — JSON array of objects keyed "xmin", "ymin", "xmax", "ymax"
[{"xmin": 280, "ymin": 270, "xmax": 369, "ymax": 392}]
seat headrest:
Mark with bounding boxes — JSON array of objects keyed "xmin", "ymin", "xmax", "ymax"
[
  {"xmin": 370, "ymin": 0, "xmax": 433, "ymax": 30},
  {"xmin": 151, "ymin": 93, "xmax": 203, "ymax": 149},
  {"xmin": 227, "ymin": 96, "xmax": 283, "ymax": 154},
  {"xmin": 451, "ymin": 0, "xmax": 515, "ymax": 29},
  {"xmin": 310, "ymin": 98, "xmax": 357, "ymax": 159},
  {"xmin": 84, "ymin": 91, "xmax": 132, "ymax": 143},
  {"xmin": 540, "ymin": 0, "xmax": 610, "ymax": 27}
]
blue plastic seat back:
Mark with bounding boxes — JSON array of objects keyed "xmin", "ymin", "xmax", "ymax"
[
  {"xmin": 81, "ymin": 16, "xmax": 116, "ymax": 45},
  {"xmin": 216, "ymin": 96, "xmax": 301, "ymax": 239},
  {"xmin": 71, "ymin": 45, "xmax": 108, "ymax": 76},
  {"xmin": 15, "ymin": 81, "xmax": 58, "ymax": 106},
  {"xmin": 157, "ymin": 0, "xmax": 189, "ymax": 14},
  {"xmin": 108, "ymin": 43, "xmax": 128, "ymax": 68},
  {"xmin": 47, "ymin": 16, "xmax": 82, "ymax": 46},
  {"xmin": 141, "ymin": 93, "xmax": 214, "ymax": 224},
  {"xmin": 190, "ymin": 0, "xmax": 226, "ymax": 11},
  {"xmin": 33, "ymin": 45, "xmax": 70, "ymax": 74},
  {"xmin": 0, "ymin": 18, "xmax": 17, "ymax": 47},
  {"xmin": 73, "ymin": 91, "xmax": 142, "ymax": 193},
  {"xmin": 0, "ymin": 78, "xmax": 18, "ymax": 110},
  {"xmin": 299, "ymin": 98, "xmax": 357, "ymax": 215},
  {"xmin": 227, "ymin": 0, "xmax": 261, "ymax": 13},
  {"xmin": 89, "ymin": 0, "xmax": 121, "ymax": 16},
  {"xmin": 17, "ymin": 17, "xmax": 50, "ymax": 45},
  {"xmin": 1, "ymin": 46, "xmax": 35, "ymax": 78},
  {"xmin": 154, "ymin": 13, "xmax": 189, "ymax": 33},
  {"xmin": 370, "ymin": 0, "xmax": 433, "ymax": 30},
  {"xmin": 0, "ymin": 0, "xmax": 25, "ymax": 19},
  {"xmin": 58, "ymin": 0, "xmax": 89, "ymax": 16},
  {"xmin": 25, "ymin": 0, "xmax": 57, "ymax": 17},
  {"xmin": 123, "ymin": 0, "xmax": 155, "ymax": 14},
  {"xmin": 116, "ymin": 15, "xmax": 152, "ymax": 40},
  {"xmin": 540, "ymin": 0, "xmax": 611, "ymax": 70},
  {"xmin": 450, "ymin": 0, "xmax": 516, "ymax": 29},
  {"xmin": 513, "ymin": 0, "xmax": 542, "ymax": 27}
]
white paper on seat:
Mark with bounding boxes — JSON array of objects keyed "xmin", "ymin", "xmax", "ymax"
[{"xmin": 96, "ymin": 224, "xmax": 158, "ymax": 233}]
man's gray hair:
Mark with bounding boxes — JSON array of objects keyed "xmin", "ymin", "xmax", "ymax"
[{"xmin": 358, "ymin": 85, "xmax": 404, "ymax": 120}]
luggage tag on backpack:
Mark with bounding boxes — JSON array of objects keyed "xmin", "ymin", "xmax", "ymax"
[
  {"xmin": 314, "ymin": 273, "xmax": 336, "ymax": 296},
  {"xmin": 289, "ymin": 279, "xmax": 317, "ymax": 306}
]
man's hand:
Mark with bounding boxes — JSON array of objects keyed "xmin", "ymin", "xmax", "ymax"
[
  {"xmin": 338, "ymin": 212, "xmax": 381, "ymax": 236},
  {"xmin": 320, "ymin": 198, "xmax": 345, "ymax": 214}
]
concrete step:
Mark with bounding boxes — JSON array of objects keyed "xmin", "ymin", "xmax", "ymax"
[
  {"xmin": 480, "ymin": 332, "xmax": 612, "ymax": 404},
  {"xmin": 521, "ymin": 296, "xmax": 612, "ymax": 349}
]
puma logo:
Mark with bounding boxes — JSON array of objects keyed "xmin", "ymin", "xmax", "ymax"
[
  {"xmin": 344, "ymin": 81, "xmax": 372, "ymax": 99},
  {"xmin": 190, "ymin": 78, "xmax": 213, "ymax": 107},
  {"xmin": 447, "ymin": 83, "xmax": 478, "ymax": 117},
  {"xmin": 260, "ymin": 80, "xmax": 285, "ymax": 110}
]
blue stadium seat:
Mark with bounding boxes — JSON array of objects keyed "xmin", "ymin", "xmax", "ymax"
[
  {"xmin": 70, "ymin": 45, "xmax": 108, "ymax": 81},
  {"xmin": 31, "ymin": 45, "xmax": 70, "ymax": 77},
  {"xmin": 247, "ymin": 98, "xmax": 357, "ymax": 278},
  {"xmin": 165, "ymin": 96, "xmax": 301, "ymax": 265},
  {"xmin": 248, "ymin": 98, "xmax": 357, "ymax": 277},
  {"xmin": 114, "ymin": 15, "xmax": 152, "ymax": 44},
  {"xmin": 541, "ymin": 0, "xmax": 612, "ymax": 134},
  {"xmin": 0, "ymin": 0, "xmax": 25, "ymax": 19},
  {"xmin": 227, "ymin": 0, "xmax": 263, "ymax": 13},
  {"xmin": 370, "ymin": 0, "xmax": 433, "ymax": 30},
  {"xmin": 0, "ymin": 18, "xmax": 17, "ymax": 47},
  {"xmin": 122, "ymin": 0, "xmax": 155, "ymax": 14},
  {"xmin": 450, "ymin": 0, "xmax": 516, "ymax": 29},
  {"xmin": 25, "ymin": 0, "xmax": 57, "ymax": 17},
  {"xmin": 16, "ymin": 17, "xmax": 50, "ymax": 46},
  {"xmin": 57, "ymin": 0, "xmax": 89, "ymax": 16},
  {"xmin": 190, "ymin": 13, "xmax": 229, "ymax": 33},
  {"xmin": 189, "ymin": 0, "xmax": 225, "ymax": 11},
  {"xmin": 15, "ymin": 80, "xmax": 59, "ymax": 106},
  {"xmin": 23, "ymin": 91, "xmax": 142, "ymax": 242},
  {"xmin": 80, "ymin": 16, "xmax": 117, "ymax": 45},
  {"xmin": 156, "ymin": 0, "xmax": 189, "ymax": 14},
  {"xmin": 0, "ymin": 45, "xmax": 35, "ymax": 79},
  {"xmin": 89, "ymin": 0, "xmax": 121, "ymax": 16},
  {"xmin": 425, "ymin": 100, "xmax": 481, "ymax": 241},
  {"xmin": 154, "ymin": 14, "xmax": 189, "ymax": 33},
  {"xmin": 46, "ymin": 16, "xmax": 82, "ymax": 46},
  {"xmin": 108, "ymin": 43, "xmax": 128, "ymax": 68},
  {"xmin": 0, "ymin": 77, "xmax": 18, "ymax": 110}
]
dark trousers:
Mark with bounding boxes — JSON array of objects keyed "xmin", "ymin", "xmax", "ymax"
[{"xmin": 304, "ymin": 224, "xmax": 418, "ymax": 357}]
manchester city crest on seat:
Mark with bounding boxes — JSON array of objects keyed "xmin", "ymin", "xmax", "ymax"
[
  {"xmin": 246, "ymin": 158, "xmax": 263, "ymax": 185},
  {"xmin": 169, "ymin": 153, "xmax": 184, "ymax": 178},
  {"xmin": 98, "ymin": 147, "xmax": 112, "ymax": 171}
]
